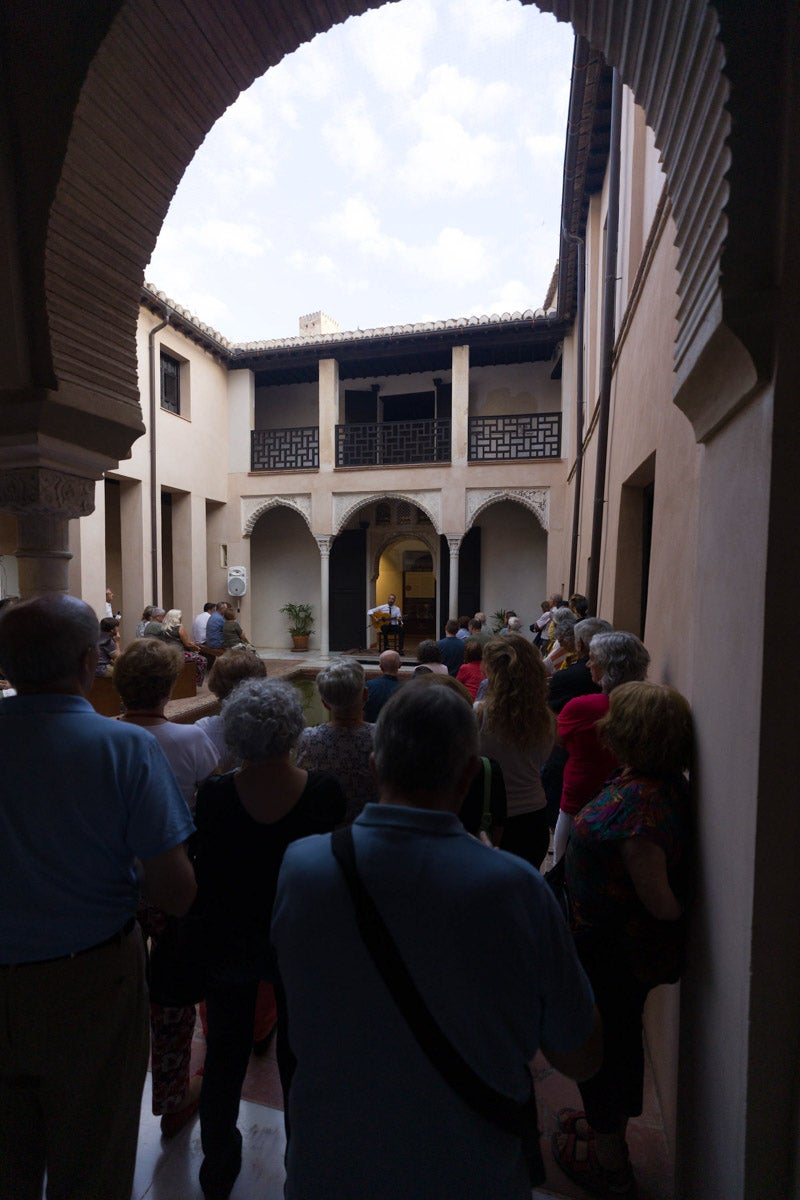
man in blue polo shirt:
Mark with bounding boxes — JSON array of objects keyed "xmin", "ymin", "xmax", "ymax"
[
  {"xmin": 205, "ymin": 600, "xmax": 228, "ymax": 648},
  {"xmin": 0, "ymin": 594, "xmax": 197, "ymax": 1200},
  {"xmin": 273, "ymin": 684, "xmax": 601, "ymax": 1200}
]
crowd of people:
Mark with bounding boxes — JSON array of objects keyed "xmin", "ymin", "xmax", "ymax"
[{"xmin": 0, "ymin": 588, "xmax": 691, "ymax": 1200}]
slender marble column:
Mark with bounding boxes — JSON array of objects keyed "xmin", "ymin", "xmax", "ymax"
[
  {"xmin": 447, "ymin": 536, "xmax": 460, "ymax": 620},
  {"xmin": 316, "ymin": 536, "xmax": 331, "ymax": 655}
]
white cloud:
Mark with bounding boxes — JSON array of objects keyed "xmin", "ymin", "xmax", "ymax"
[
  {"xmin": 446, "ymin": 0, "xmax": 528, "ymax": 48},
  {"xmin": 288, "ymin": 250, "xmax": 337, "ymax": 276},
  {"xmin": 322, "ymin": 200, "xmax": 491, "ymax": 286},
  {"xmin": 349, "ymin": 0, "xmax": 438, "ymax": 94},
  {"xmin": 322, "ymin": 97, "xmax": 387, "ymax": 177},
  {"xmin": 467, "ymin": 278, "xmax": 541, "ymax": 317},
  {"xmin": 410, "ymin": 63, "xmax": 513, "ymax": 123},
  {"xmin": 191, "ymin": 220, "xmax": 269, "ymax": 258},
  {"xmin": 398, "ymin": 114, "xmax": 507, "ymax": 198}
]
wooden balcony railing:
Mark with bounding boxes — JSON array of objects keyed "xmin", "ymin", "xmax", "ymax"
[
  {"xmin": 336, "ymin": 419, "xmax": 451, "ymax": 467},
  {"xmin": 468, "ymin": 412, "xmax": 562, "ymax": 460},
  {"xmin": 251, "ymin": 426, "xmax": 319, "ymax": 471}
]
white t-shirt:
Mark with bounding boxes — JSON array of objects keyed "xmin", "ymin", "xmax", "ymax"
[
  {"xmin": 144, "ymin": 722, "xmax": 219, "ymax": 810},
  {"xmin": 192, "ymin": 611, "xmax": 211, "ymax": 644}
]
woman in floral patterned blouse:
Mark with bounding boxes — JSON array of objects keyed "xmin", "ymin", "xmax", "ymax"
[{"xmin": 554, "ymin": 680, "xmax": 692, "ymax": 1199}]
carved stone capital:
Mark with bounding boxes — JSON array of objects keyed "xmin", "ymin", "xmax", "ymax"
[
  {"xmin": 446, "ymin": 536, "xmax": 461, "ymax": 557},
  {"xmin": 0, "ymin": 467, "xmax": 96, "ymax": 519},
  {"xmin": 315, "ymin": 536, "xmax": 332, "ymax": 558}
]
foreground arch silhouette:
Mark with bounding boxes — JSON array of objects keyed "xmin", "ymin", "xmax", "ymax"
[{"xmin": 1, "ymin": 3, "xmax": 799, "ymax": 1196}]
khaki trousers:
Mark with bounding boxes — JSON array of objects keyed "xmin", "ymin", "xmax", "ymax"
[{"xmin": 0, "ymin": 926, "xmax": 149, "ymax": 1200}]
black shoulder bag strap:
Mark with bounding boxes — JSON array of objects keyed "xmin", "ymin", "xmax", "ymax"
[{"xmin": 330, "ymin": 825, "xmax": 545, "ymax": 1186}]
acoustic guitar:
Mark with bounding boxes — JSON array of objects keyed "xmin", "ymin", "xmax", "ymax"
[{"xmin": 370, "ymin": 611, "xmax": 393, "ymax": 632}]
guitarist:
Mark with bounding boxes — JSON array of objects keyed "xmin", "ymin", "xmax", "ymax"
[{"xmin": 368, "ymin": 593, "xmax": 404, "ymax": 654}]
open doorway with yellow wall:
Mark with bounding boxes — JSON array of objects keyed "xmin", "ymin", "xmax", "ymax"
[{"xmin": 375, "ymin": 537, "xmax": 436, "ymax": 652}]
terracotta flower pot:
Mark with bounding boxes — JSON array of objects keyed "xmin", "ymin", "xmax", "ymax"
[{"xmin": 291, "ymin": 634, "xmax": 310, "ymax": 652}]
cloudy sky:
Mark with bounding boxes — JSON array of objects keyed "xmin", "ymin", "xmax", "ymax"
[{"xmin": 146, "ymin": 0, "xmax": 575, "ymax": 343}]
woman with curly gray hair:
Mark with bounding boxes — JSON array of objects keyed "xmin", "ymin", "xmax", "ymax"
[
  {"xmin": 193, "ymin": 679, "xmax": 345, "ymax": 1199},
  {"xmin": 553, "ymin": 631, "xmax": 650, "ymax": 863},
  {"xmin": 295, "ymin": 660, "xmax": 378, "ymax": 823}
]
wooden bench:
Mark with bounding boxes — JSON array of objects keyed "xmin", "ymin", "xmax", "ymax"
[{"xmin": 87, "ymin": 660, "xmax": 197, "ymax": 717}]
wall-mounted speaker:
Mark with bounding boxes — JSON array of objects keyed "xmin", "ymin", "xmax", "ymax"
[{"xmin": 227, "ymin": 566, "xmax": 247, "ymax": 597}]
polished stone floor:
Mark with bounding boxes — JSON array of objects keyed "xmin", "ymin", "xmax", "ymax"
[{"xmin": 131, "ymin": 1020, "xmax": 673, "ymax": 1200}]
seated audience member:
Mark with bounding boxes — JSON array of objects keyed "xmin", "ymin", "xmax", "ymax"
[
  {"xmin": 544, "ymin": 608, "xmax": 579, "ymax": 675},
  {"xmin": 437, "ymin": 619, "xmax": 465, "ymax": 676},
  {"xmin": 456, "ymin": 615, "xmax": 471, "ymax": 640},
  {"xmin": 468, "ymin": 617, "xmax": 491, "ymax": 647},
  {"xmin": 136, "ymin": 605, "xmax": 154, "ymax": 637},
  {"xmin": 196, "ymin": 648, "xmax": 268, "ymax": 771},
  {"xmin": 554, "ymin": 681, "xmax": 691, "ymax": 1199},
  {"xmin": 505, "ymin": 616, "xmax": 523, "ymax": 634},
  {"xmin": 553, "ymin": 631, "xmax": 650, "ymax": 864},
  {"xmin": 456, "ymin": 638, "xmax": 485, "ymax": 700},
  {"xmin": 115, "ymin": 639, "xmax": 218, "ymax": 809},
  {"xmin": 95, "ymin": 616, "xmax": 121, "ymax": 676},
  {"xmin": 296, "ymin": 660, "xmax": 377, "ymax": 823},
  {"xmin": 193, "ymin": 602, "xmax": 215, "ymax": 645},
  {"xmin": 143, "ymin": 606, "xmax": 166, "ymax": 636},
  {"xmin": 364, "ymin": 650, "xmax": 402, "ymax": 722},
  {"xmin": 0, "ymin": 595, "xmax": 196, "ymax": 1199},
  {"xmin": 114, "ymin": 637, "xmax": 217, "ymax": 1140},
  {"xmin": 195, "ymin": 680, "xmax": 346, "ymax": 1199},
  {"xmin": 569, "ymin": 592, "xmax": 589, "ymax": 620},
  {"xmin": 272, "ymin": 684, "xmax": 601, "ymax": 1200},
  {"xmin": 531, "ymin": 599, "xmax": 552, "ymax": 648},
  {"xmin": 222, "ymin": 607, "xmax": 252, "ymax": 650},
  {"xmin": 415, "ymin": 640, "xmax": 448, "ymax": 674},
  {"xmin": 156, "ymin": 608, "xmax": 207, "ymax": 688},
  {"xmin": 205, "ymin": 602, "xmax": 228, "ymax": 650}
]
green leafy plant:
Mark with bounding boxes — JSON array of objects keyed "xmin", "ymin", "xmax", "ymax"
[
  {"xmin": 490, "ymin": 609, "xmax": 508, "ymax": 634},
  {"xmin": 279, "ymin": 602, "xmax": 315, "ymax": 637}
]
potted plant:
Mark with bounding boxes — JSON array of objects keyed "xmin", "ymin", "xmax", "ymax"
[
  {"xmin": 491, "ymin": 609, "xmax": 508, "ymax": 635},
  {"xmin": 280, "ymin": 602, "xmax": 315, "ymax": 652}
]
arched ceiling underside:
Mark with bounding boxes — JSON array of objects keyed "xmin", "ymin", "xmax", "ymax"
[{"xmin": 6, "ymin": 0, "xmax": 778, "ymax": 465}]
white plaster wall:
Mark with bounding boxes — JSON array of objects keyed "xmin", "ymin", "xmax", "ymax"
[
  {"xmin": 255, "ymin": 381, "xmax": 317, "ymax": 428},
  {"xmin": 249, "ymin": 505, "xmax": 320, "ymax": 649},
  {"xmin": 477, "ymin": 500, "xmax": 547, "ymax": 630},
  {"xmin": 469, "ymin": 361, "xmax": 561, "ymax": 417}
]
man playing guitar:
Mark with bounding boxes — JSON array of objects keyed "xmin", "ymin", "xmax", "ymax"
[{"xmin": 368, "ymin": 593, "xmax": 404, "ymax": 655}]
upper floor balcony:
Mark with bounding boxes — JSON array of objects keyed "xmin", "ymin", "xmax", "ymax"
[{"xmin": 250, "ymin": 412, "xmax": 561, "ymax": 471}]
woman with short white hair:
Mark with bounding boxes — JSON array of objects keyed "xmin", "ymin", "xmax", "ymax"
[
  {"xmin": 194, "ymin": 678, "xmax": 345, "ymax": 1199},
  {"xmin": 295, "ymin": 659, "xmax": 378, "ymax": 824}
]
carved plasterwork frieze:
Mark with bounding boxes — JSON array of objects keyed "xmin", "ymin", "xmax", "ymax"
[
  {"xmin": 466, "ymin": 488, "xmax": 549, "ymax": 532},
  {"xmin": 333, "ymin": 490, "xmax": 441, "ymax": 535},
  {"xmin": 241, "ymin": 494, "xmax": 312, "ymax": 537},
  {"xmin": 0, "ymin": 468, "xmax": 97, "ymax": 519}
]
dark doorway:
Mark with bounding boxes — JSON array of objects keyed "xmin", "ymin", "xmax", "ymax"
[{"xmin": 329, "ymin": 529, "xmax": 366, "ymax": 650}]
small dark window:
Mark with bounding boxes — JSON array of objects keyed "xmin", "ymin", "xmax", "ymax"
[{"xmin": 160, "ymin": 352, "xmax": 180, "ymax": 413}]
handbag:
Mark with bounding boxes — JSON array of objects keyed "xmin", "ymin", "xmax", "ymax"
[
  {"xmin": 147, "ymin": 909, "xmax": 208, "ymax": 1006},
  {"xmin": 331, "ymin": 826, "xmax": 545, "ymax": 1187}
]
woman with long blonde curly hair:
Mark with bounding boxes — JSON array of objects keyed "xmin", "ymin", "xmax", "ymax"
[{"xmin": 477, "ymin": 634, "xmax": 555, "ymax": 869}]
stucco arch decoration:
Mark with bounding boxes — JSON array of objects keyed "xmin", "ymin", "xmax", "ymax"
[
  {"xmin": 370, "ymin": 529, "xmax": 439, "ymax": 583},
  {"xmin": 466, "ymin": 488, "xmax": 549, "ymax": 533},
  {"xmin": 241, "ymin": 494, "xmax": 313, "ymax": 538},
  {"xmin": 332, "ymin": 491, "xmax": 442, "ymax": 536},
  {"xmin": 32, "ymin": 0, "xmax": 744, "ymax": 476}
]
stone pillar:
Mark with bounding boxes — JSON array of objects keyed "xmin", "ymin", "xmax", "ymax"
[
  {"xmin": 0, "ymin": 468, "xmax": 96, "ymax": 597},
  {"xmin": 451, "ymin": 344, "xmax": 470, "ymax": 466},
  {"xmin": 316, "ymin": 536, "xmax": 331, "ymax": 655},
  {"xmin": 447, "ymin": 536, "xmax": 460, "ymax": 620},
  {"xmin": 228, "ymin": 368, "xmax": 255, "ymax": 474},
  {"xmin": 318, "ymin": 359, "xmax": 340, "ymax": 474}
]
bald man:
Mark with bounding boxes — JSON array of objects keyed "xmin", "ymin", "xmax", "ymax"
[{"xmin": 364, "ymin": 649, "xmax": 402, "ymax": 722}]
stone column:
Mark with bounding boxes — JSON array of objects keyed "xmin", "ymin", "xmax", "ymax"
[
  {"xmin": 0, "ymin": 468, "xmax": 96, "ymax": 597},
  {"xmin": 447, "ymin": 536, "xmax": 460, "ymax": 620},
  {"xmin": 316, "ymin": 536, "xmax": 331, "ymax": 655},
  {"xmin": 318, "ymin": 359, "xmax": 340, "ymax": 474},
  {"xmin": 451, "ymin": 344, "xmax": 470, "ymax": 465}
]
